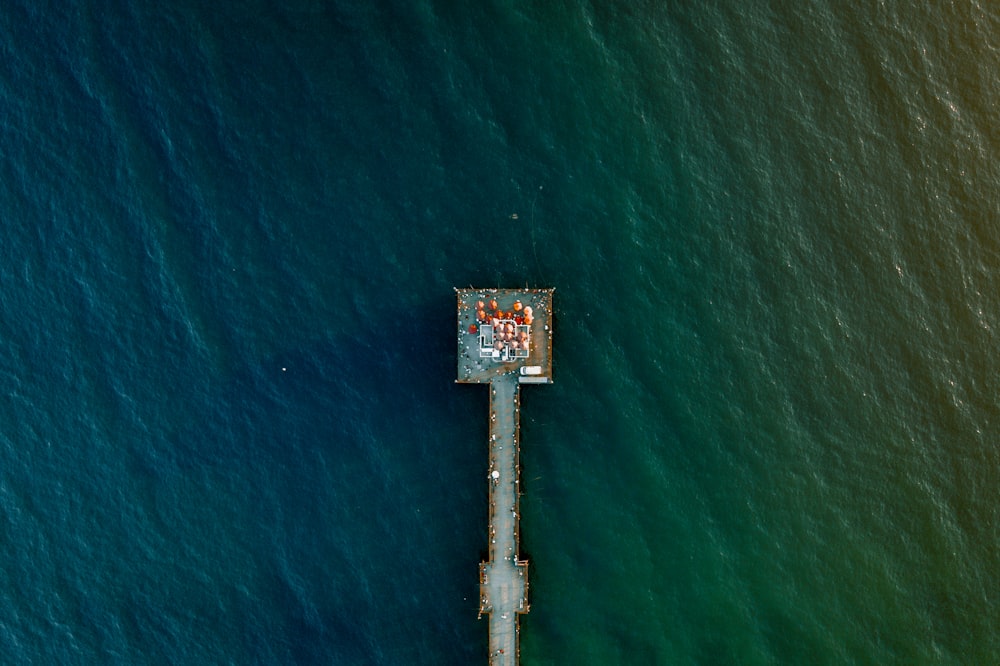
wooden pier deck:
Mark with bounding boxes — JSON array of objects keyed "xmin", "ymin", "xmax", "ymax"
[{"xmin": 455, "ymin": 288, "xmax": 553, "ymax": 666}]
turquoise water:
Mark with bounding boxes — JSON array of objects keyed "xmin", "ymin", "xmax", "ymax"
[{"xmin": 1, "ymin": 1, "xmax": 998, "ymax": 663}]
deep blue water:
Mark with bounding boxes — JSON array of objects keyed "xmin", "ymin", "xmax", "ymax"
[{"xmin": 1, "ymin": 2, "xmax": 998, "ymax": 663}]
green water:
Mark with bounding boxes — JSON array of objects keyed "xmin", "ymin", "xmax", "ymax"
[{"xmin": 0, "ymin": 1, "xmax": 997, "ymax": 663}]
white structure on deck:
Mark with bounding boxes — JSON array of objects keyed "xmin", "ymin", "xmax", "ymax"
[{"xmin": 479, "ymin": 320, "xmax": 531, "ymax": 361}]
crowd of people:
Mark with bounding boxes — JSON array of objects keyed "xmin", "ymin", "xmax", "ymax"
[{"xmin": 469, "ymin": 299, "xmax": 533, "ymax": 357}]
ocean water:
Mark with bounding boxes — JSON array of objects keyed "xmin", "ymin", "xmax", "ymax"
[{"xmin": 1, "ymin": 1, "xmax": 998, "ymax": 663}]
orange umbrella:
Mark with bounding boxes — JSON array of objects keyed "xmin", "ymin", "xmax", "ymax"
[
  {"xmin": 513, "ymin": 301, "xmax": 522, "ymax": 311},
  {"xmin": 476, "ymin": 300, "xmax": 485, "ymax": 310},
  {"xmin": 489, "ymin": 299, "xmax": 498, "ymax": 310},
  {"xmin": 469, "ymin": 324, "xmax": 478, "ymax": 334},
  {"xmin": 525, "ymin": 315, "xmax": 533, "ymax": 325}
]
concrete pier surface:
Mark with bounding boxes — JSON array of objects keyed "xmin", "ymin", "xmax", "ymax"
[
  {"xmin": 455, "ymin": 288, "xmax": 553, "ymax": 386},
  {"xmin": 455, "ymin": 288, "xmax": 553, "ymax": 666}
]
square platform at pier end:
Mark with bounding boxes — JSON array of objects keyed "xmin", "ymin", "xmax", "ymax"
[{"xmin": 455, "ymin": 288, "xmax": 553, "ymax": 384}]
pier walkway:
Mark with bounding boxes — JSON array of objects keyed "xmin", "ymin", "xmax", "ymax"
[
  {"xmin": 455, "ymin": 287, "xmax": 553, "ymax": 666},
  {"xmin": 480, "ymin": 375, "xmax": 527, "ymax": 664}
]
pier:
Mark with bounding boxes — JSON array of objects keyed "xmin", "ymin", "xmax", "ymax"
[{"xmin": 456, "ymin": 287, "xmax": 553, "ymax": 666}]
